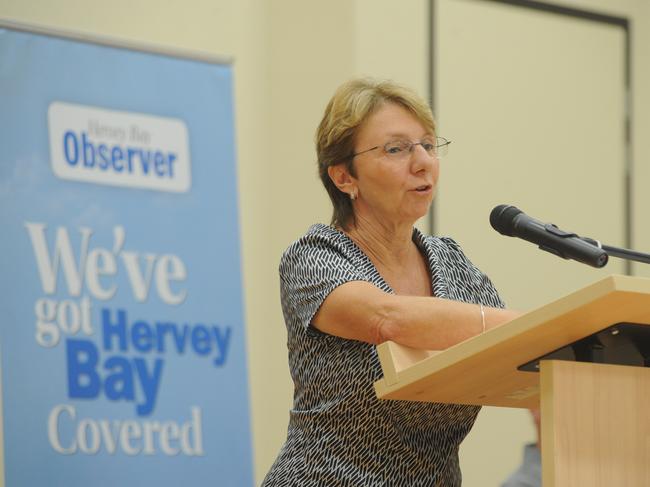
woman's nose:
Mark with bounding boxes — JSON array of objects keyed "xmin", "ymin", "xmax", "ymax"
[{"xmin": 410, "ymin": 144, "xmax": 436, "ymax": 172}]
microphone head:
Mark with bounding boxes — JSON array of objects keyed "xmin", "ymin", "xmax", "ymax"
[{"xmin": 490, "ymin": 204, "xmax": 523, "ymax": 236}]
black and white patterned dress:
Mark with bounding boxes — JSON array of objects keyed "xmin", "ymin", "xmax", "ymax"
[{"xmin": 262, "ymin": 224, "xmax": 504, "ymax": 487}]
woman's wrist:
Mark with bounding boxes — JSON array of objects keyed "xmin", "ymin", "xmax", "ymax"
[{"xmin": 485, "ymin": 307, "xmax": 520, "ymax": 331}]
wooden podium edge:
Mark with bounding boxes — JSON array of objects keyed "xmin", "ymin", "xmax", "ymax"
[
  {"xmin": 376, "ymin": 342, "xmax": 439, "ymax": 386},
  {"xmin": 374, "ymin": 274, "xmax": 650, "ymax": 402}
]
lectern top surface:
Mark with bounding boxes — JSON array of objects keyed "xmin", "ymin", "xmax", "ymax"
[{"xmin": 374, "ymin": 275, "xmax": 650, "ymax": 408}]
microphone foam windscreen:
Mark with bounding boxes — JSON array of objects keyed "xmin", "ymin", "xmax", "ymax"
[{"xmin": 490, "ymin": 204, "xmax": 523, "ymax": 236}]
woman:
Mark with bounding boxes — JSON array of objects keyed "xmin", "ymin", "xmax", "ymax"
[{"xmin": 263, "ymin": 78, "xmax": 516, "ymax": 486}]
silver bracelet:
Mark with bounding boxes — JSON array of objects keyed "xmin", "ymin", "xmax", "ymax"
[{"xmin": 479, "ymin": 303, "xmax": 486, "ymax": 333}]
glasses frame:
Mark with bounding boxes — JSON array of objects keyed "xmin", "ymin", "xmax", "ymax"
[{"xmin": 348, "ymin": 136, "xmax": 452, "ymax": 160}]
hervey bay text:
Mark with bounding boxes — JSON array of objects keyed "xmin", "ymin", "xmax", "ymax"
[{"xmin": 25, "ymin": 223, "xmax": 233, "ymax": 456}]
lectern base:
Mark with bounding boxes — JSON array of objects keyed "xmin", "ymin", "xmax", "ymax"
[{"xmin": 540, "ymin": 360, "xmax": 650, "ymax": 486}]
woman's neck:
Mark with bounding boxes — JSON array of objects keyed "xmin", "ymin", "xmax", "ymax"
[{"xmin": 344, "ymin": 214, "xmax": 416, "ymax": 269}]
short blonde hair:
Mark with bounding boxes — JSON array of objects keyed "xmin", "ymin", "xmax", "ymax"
[{"xmin": 316, "ymin": 78, "xmax": 436, "ymax": 229}]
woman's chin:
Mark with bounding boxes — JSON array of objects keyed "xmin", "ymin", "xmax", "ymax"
[{"xmin": 401, "ymin": 206, "xmax": 433, "ymax": 225}]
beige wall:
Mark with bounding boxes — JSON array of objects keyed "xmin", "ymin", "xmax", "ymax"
[
  {"xmin": 1, "ymin": 1, "xmax": 648, "ymax": 485},
  {"xmin": 544, "ymin": 1, "xmax": 650, "ymax": 278}
]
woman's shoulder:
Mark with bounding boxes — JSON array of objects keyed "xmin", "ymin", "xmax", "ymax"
[
  {"xmin": 280, "ymin": 223, "xmax": 359, "ymax": 266},
  {"xmin": 285, "ymin": 224, "xmax": 353, "ymax": 252},
  {"xmin": 278, "ymin": 224, "xmax": 376, "ymax": 291},
  {"xmin": 304, "ymin": 223, "xmax": 346, "ymax": 241}
]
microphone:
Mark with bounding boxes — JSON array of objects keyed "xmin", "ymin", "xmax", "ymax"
[{"xmin": 489, "ymin": 205, "xmax": 608, "ymax": 268}]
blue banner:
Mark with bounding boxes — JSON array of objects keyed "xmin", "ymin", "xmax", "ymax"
[{"xmin": 0, "ymin": 26, "xmax": 252, "ymax": 486}]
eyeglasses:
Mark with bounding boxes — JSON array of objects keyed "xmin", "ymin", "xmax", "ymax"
[{"xmin": 349, "ymin": 136, "xmax": 451, "ymax": 161}]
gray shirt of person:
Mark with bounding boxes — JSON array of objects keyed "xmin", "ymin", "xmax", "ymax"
[{"xmin": 501, "ymin": 443, "xmax": 541, "ymax": 487}]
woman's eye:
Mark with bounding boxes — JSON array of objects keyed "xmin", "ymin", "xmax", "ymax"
[
  {"xmin": 386, "ymin": 146, "xmax": 403, "ymax": 154},
  {"xmin": 422, "ymin": 142, "xmax": 435, "ymax": 151}
]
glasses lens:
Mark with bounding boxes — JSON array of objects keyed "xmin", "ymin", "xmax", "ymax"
[
  {"xmin": 420, "ymin": 138, "xmax": 436, "ymax": 155},
  {"xmin": 384, "ymin": 140, "xmax": 410, "ymax": 159}
]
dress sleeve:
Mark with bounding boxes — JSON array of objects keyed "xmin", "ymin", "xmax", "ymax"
[
  {"xmin": 439, "ymin": 236, "xmax": 506, "ymax": 309},
  {"xmin": 279, "ymin": 230, "xmax": 370, "ymax": 337}
]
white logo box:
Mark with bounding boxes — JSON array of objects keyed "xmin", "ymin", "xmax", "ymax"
[{"xmin": 48, "ymin": 102, "xmax": 191, "ymax": 193}]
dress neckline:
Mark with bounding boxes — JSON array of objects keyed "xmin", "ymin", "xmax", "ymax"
[{"xmin": 310, "ymin": 223, "xmax": 446, "ymax": 298}]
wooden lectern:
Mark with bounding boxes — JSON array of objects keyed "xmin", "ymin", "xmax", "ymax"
[{"xmin": 374, "ymin": 275, "xmax": 650, "ymax": 486}]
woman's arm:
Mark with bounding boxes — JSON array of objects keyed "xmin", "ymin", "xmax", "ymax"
[{"xmin": 312, "ymin": 280, "xmax": 519, "ymax": 349}]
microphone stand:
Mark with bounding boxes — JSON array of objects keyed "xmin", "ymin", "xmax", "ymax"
[{"xmin": 582, "ymin": 238, "xmax": 650, "ymax": 265}]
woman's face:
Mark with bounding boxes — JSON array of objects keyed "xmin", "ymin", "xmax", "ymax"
[{"xmin": 350, "ymin": 102, "xmax": 439, "ymax": 228}]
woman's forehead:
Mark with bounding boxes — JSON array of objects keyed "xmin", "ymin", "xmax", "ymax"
[{"xmin": 358, "ymin": 102, "xmax": 432, "ymax": 141}]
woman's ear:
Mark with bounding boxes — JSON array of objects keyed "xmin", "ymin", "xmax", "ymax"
[{"xmin": 328, "ymin": 164, "xmax": 356, "ymax": 197}]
